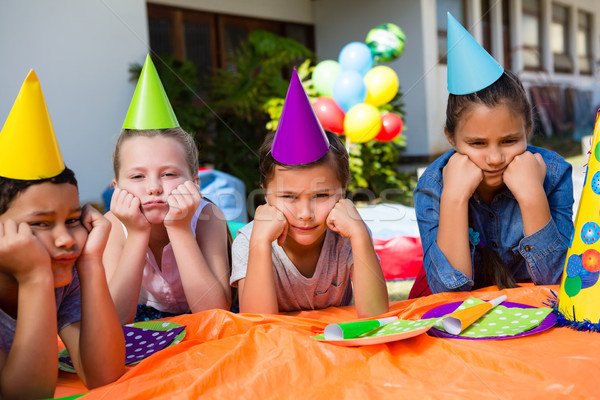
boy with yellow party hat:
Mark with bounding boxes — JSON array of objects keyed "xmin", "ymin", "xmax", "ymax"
[
  {"xmin": 0, "ymin": 70, "xmax": 124, "ymax": 399},
  {"xmin": 556, "ymin": 110, "xmax": 600, "ymax": 331}
]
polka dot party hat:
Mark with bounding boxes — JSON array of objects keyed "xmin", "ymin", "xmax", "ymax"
[{"xmin": 557, "ymin": 110, "xmax": 600, "ymax": 332}]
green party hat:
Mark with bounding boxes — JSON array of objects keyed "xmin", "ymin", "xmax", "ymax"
[{"xmin": 122, "ymin": 55, "xmax": 179, "ymax": 129}]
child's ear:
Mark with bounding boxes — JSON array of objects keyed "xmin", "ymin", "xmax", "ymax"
[
  {"xmin": 444, "ymin": 127, "xmax": 456, "ymax": 149},
  {"xmin": 193, "ymin": 175, "xmax": 199, "ymax": 185},
  {"xmin": 112, "ymin": 178, "xmax": 118, "ymax": 189}
]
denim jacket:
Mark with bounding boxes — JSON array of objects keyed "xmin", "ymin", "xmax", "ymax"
[{"xmin": 414, "ymin": 146, "xmax": 574, "ymax": 293}]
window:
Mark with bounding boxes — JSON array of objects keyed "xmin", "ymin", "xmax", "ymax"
[
  {"xmin": 437, "ymin": 0, "xmax": 466, "ymax": 64},
  {"xmin": 522, "ymin": 0, "xmax": 543, "ymax": 70},
  {"xmin": 147, "ymin": 3, "xmax": 314, "ymax": 83},
  {"xmin": 577, "ymin": 10, "xmax": 593, "ymax": 75},
  {"xmin": 481, "ymin": 0, "xmax": 492, "ymax": 54},
  {"xmin": 551, "ymin": 4, "xmax": 573, "ymax": 73},
  {"xmin": 501, "ymin": 0, "xmax": 512, "ymax": 70}
]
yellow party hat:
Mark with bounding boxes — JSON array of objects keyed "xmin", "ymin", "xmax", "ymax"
[
  {"xmin": 557, "ymin": 110, "xmax": 600, "ymax": 331},
  {"xmin": 0, "ymin": 70, "xmax": 65, "ymax": 180}
]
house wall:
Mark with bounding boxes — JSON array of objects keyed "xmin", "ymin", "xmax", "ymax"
[{"xmin": 0, "ymin": 0, "xmax": 149, "ymax": 204}]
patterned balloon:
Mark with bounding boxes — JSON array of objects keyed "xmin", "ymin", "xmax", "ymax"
[
  {"xmin": 566, "ymin": 254, "xmax": 583, "ymax": 278},
  {"xmin": 582, "ymin": 249, "xmax": 600, "ymax": 272},
  {"xmin": 365, "ymin": 23, "xmax": 406, "ymax": 63}
]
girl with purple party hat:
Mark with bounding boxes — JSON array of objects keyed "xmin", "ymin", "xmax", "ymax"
[{"xmin": 231, "ymin": 70, "xmax": 389, "ymax": 317}]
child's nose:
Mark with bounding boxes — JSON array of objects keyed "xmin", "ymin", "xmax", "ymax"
[
  {"xmin": 54, "ymin": 226, "xmax": 76, "ymax": 249},
  {"xmin": 146, "ymin": 178, "xmax": 163, "ymax": 195},
  {"xmin": 297, "ymin": 199, "xmax": 315, "ymax": 221},
  {"xmin": 486, "ymin": 148, "xmax": 504, "ymax": 166}
]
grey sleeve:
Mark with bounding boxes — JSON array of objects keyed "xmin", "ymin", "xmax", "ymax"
[
  {"xmin": 56, "ymin": 269, "xmax": 82, "ymax": 331},
  {"xmin": 230, "ymin": 230, "xmax": 250, "ymax": 287}
]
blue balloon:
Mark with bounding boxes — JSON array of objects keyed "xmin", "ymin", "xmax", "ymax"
[
  {"xmin": 332, "ymin": 70, "xmax": 367, "ymax": 112},
  {"xmin": 338, "ymin": 42, "xmax": 373, "ymax": 75}
]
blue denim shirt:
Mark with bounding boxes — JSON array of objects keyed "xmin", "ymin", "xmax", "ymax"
[{"xmin": 414, "ymin": 145, "xmax": 574, "ymax": 293}]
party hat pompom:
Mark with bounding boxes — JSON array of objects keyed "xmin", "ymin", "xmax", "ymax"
[
  {"xmin": 0, "ymin": 70, "xmax": 65, "ymax": 180},
  {"xmin": 271, "ymin": 69, "xmax": 329, "ymax": 165},
  {"xmin": 556, "ymin": 110, "xmax": 600, "ymax": 332},
  {"xmin": 446, "ymin": 12, "xmax": 504, "ymax": 95},
  {"xmin": 122, "ymin": 55, "xmax": 179, "ymax": 129}
]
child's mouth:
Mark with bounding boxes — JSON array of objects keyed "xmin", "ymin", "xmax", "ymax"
[
  {"xmin": 292, "ymin": 225, "xmax": 318, "ymax": 233},
  {"xmin": 53, "ymin": 253, "xmax": 79, "ymax": 265}
]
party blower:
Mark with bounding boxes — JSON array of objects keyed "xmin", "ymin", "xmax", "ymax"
[
  {"xmin": 323, "ymin": 317, "xmax": 399, "ymax": 340},
  {"xmin": 441, "ymin": 295, "xmax": 507, "ymax": 335}
]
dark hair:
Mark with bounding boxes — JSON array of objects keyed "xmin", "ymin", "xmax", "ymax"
[
  {"xmin": 0, "ymin": 167, "xmax": 78, "ymax": 215},
  {"xmin": 445, "ymin": 69, "xmax": 533, "ymax": 139},
  {"xmin": 113, "ymin": 128, "xmax": 199, "ymax": 179},
  {"xmin": 479, "ymin": 246, "xmax": 519, "ymax": 290},
  {"xmin": 259, "ymin": 130, "xmax": 350, "ymax": 189}
]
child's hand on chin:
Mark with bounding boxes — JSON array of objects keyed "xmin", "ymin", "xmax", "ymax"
[
  {"xmin": 443, "ymin": 153, "xmax": 483, "ymax": 200},
  {"xmin": 326, "ymin": 199, "xmax": 365, "ymax": 239},
  {"xmin": 0, "ymin": 220, "xmax": 51, "ymax": 283},
  {"xmin": 164, "ymin": 180, "xmax": 202, "ymax": 229},
  {"xmin": 110, "ymin": 187, "xmax": 150, "ymax": 232},
  {"xmin": 78, "ymin": 204, "xmax": 111, "ymax": 265},
  {"xmin": 252, "ymin": 204, "xmax": 288, "ymax": 246},
  {"xmin": 503, "ymin": 151, "xmax": 547, "ymax": 200}
]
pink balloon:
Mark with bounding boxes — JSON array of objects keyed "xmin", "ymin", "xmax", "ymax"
[
  {"xmin": 375, "ymin": 113, "xmax": 403, "ymax": 142},
  {"xmin": 312, "ymin": 97, "xmax": 345, "ymax": 134}
]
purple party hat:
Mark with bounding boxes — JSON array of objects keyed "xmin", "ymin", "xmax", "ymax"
[
  {"xmin": 447, "ymin": 12, "xmax": 504, "ymax": 95},
  {"xmin": 271, "ymin": 69, "xmax": 329, "ymax": 165}
]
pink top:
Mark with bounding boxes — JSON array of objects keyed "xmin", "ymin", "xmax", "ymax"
[{"xmin": 123, "ymin": 199, "xmax": 208, "ymax": 313}]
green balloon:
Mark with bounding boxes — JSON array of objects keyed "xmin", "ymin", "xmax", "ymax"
[
  {"xmin": 595, "ymin": 141, "xmax": 600, "ymax": 162},
  {"xmin": 312, "ymin": 60, "xmax": 341, "ymax": 97},
  {"xmin": 564, "ymin": 275, "xmax": 582, "ymax": 297},
  {"xmin": 366, "ymin": 23, "xmax": 406, "ymax": 63}
]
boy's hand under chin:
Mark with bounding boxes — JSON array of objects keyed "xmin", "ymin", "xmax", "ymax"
[
  {"xmin": 0, "ymin": 220, "xmax": 51, "ymax": 283},
  {"xmin": 164, "ymin": 180, "xmax": 202, "ymax": 229},
  {"xmin": 78, "ymin": 204, "xmax": 111, "ymax": 267},
  {"xmin": 326, "ymin": 199, "xmax": 367, "ymax": 239}
]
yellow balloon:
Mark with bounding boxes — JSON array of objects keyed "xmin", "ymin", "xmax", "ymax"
[
  {"xmin": 343, "ymin": 103, "xmax": 382, "ymax": 143},
  {"xmin": 364, "ymin": 66, "xmax": 399, "ymax": 106}
]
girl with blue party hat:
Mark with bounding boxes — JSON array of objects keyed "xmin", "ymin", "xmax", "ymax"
[
  {"xmin": 230, "ymin": 70, "xmax": 389, "ymax": 317},
  {"xmin": 0, "ymin": 70, "xmax": 125, "ymax": 398},
  {"xmin": 409, "ymin": 13, "xmax": 573, "ymax": 298},
  {"xmin": 103, "ymin": 55, "xmax": 231, "ymax": 323}
]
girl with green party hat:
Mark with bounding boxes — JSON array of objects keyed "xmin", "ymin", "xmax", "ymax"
[{"xmin": 103, "ymin": 55, "xmax": 231, "ymax": 323}]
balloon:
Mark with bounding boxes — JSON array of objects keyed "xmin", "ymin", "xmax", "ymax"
[
  {"xmin": 375, "ymin": 113, "xmax": 403, "ymax": 142},
  {"xmin": 332, "ymin": 70, "xmax": 367, "ymax": 112},
  {"xmin": 365, "ymin": 23, "xmax": 406, "ymax": 62},
  {"xmin": 364, "ymin": 66, "xmax": 399, "ymax": 106},
  {"xmin": 312, "ymin": 97, "xmax": 345, "ymax": 134},
  {"xmin": 312, "ymin": 60, "xmax": 342, "ymax": 97},
  {"xmin": 343, "ymin": 103, "xmax": 382, "ymax": 143},
  {"xmin": 338, "ymin": 42, "xmax": 373, "ymax": 75}
]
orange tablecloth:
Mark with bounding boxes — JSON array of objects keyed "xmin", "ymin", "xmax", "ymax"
[{"xmin": 55, "ymin": 285, "xmax": 600, "ymax": 399}]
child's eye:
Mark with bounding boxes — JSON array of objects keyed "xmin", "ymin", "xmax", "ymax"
[
  {"xmin": 130, "ymin": 174, "xmax": 143, "ymax": 179},
  {"xmin": 163, "ymin": 172, "xmax": 178, "ymax": 177},
  {"xmin": 315, "ymin": 193, "xmax": 330, "ymax": 198},
  {"xmin": 468, "ymin": 141, "xmax": 485, "ymax": 147},
  {"xmin": 66, "ymin": 218, "xmax": 82, "ymax": 226},
  {"xmin": 281, "ymin": 194, "xmax": 297, "ymax": 199},
  {"xmin": 29, "ymin": 221, "xmax": 50, "ymax": 228}
]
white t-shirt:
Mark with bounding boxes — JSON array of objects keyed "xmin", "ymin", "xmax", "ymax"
[{"xmin": 230, "ymin": 221, "xmax": 354, "ymax": 312}]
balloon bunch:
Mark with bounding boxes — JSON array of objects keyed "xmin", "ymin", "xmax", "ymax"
[{"xmin": 311, "ymin": 23, "xmax": 405, "ymax": 144}]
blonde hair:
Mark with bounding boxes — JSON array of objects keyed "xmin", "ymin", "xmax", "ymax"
[{"xmin": 113, "ymin": 128, "xmax": 199, "ymax": 179}]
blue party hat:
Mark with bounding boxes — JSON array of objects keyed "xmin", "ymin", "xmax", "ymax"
[
  {"xmin": 271, "ymin": 69, "xmax": 329, "ymax": 165},
  {"xmin": 446, "ymin": 12, "xmax": 503, "ymax": 95}
]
